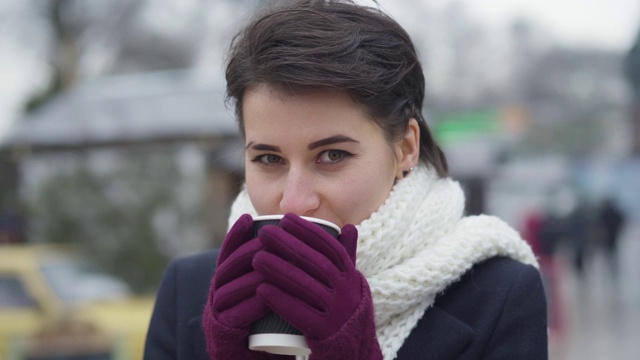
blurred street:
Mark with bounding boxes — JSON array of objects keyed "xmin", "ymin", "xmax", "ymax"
[{"xmin": 549, "ymin": 220, "xmax": 640, "ymax": 360}]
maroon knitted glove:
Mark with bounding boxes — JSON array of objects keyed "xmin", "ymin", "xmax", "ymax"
[
  {"xmin": 253, "ymin": 213, "xmax": 382, "ymax": 359},
  {"xmin": 203, "ymin": 214, "xmax": 292, "ymax": 360}
]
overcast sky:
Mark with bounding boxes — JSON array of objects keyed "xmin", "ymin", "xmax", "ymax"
[
  {"xmin": 0, "ymin": 0, "xmax": 638, "ymax": 142},
  {"xmin": 440, "ymin": 0, "xmax": 639, "ymax": 50}
]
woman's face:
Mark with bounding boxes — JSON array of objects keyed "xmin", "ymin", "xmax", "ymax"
[{"xmin": 243, "ymin": 84, "xmax": 416, "ymax": 228}]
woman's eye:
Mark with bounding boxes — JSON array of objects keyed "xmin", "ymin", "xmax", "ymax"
[
  {"xmin": 317, "ymin": 150, "xmax": 352, "ymax": 164},
  {"xmin": 253, "ymin": 154, "xmax": 284, "ymax": 165}
]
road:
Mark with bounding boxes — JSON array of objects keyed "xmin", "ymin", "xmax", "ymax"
[{"xmin": 549, "ymin": 221, "xmax": 640, "ymax": 359}]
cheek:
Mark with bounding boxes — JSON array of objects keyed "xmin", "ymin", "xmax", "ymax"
[
  {"xmin": 245, "ymin": 172, "xmax": 278, "ymax": 215},
  {"xmin": 331, "ymin": 173, "xmax": 393, "ymax": 225}
]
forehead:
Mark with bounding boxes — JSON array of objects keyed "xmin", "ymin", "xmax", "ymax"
[
  {"xmin": 243, "ymin": 85, "xmax": 370, "ymax": 127},
  {"xmin": 241, "ymin": 84, "xmax": 397, "ymax": 151},
  {"xmin": 244, "ymin": 84, "xmax": 362, "ymax": 110}
]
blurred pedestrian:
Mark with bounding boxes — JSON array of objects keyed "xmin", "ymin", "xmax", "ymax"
[
  {"xmin": 0, "ymin": 212, "xmax": 24, "ymax": 244},
  {"xmin": 522, "ymin": 209, "xmax": 566, "ymax": 339},
  {"xmin": 567, "ymin": 202, "xmax": 591, "ymax": 278},
  {"xmin": 597, "ymin": 197, "xmax": 626, "ymax": 278},
  {"xmin": 522, "ymin": 209, "xmax": 545, "ymax": 256}
]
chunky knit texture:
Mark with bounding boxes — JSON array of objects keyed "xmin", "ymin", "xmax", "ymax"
[{"xmin": 228, "ymin": 166, "xmax": 538, "ymax": 360}]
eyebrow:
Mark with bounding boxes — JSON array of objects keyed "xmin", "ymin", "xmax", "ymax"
[
  {"xmin": 245, "ymin": 142, "xmax": 280, "ymax": 151},
  {"xmin": 245, "ymin": 135, "xmax": 359, "ymax": 151},
  {"xmin": 308, "ymin": 135, "xmax": 358, "ymax": 150}
]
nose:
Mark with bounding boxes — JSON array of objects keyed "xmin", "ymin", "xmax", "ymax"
[{"xmin": 279, "ymin": 166, "xmax": 320, "ymax": 216}]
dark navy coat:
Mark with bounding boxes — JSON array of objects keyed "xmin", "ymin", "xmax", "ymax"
[{"xmin": 144, "ymin": 250, "xmax": 547, "ymax": 359}]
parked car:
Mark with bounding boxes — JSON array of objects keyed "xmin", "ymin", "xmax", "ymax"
[{"xmin": 0, "ymin": 244, "xmax": 154, "ymax": 360}]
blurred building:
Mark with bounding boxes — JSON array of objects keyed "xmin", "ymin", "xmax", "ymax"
[
  {"xmin": 1, "ymin": 69, "xmax": 244, "ymax": 253},
  {"xmin": 432, "ymin": 44, "xmax": 632, "ymax": 223}
]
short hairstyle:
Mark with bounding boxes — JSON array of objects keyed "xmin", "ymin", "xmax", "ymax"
[{"xmin": 225, "ymin": 0, "xmax": 448, "ymax": 177}]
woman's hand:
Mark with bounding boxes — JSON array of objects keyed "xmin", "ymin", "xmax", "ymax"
[
  {"xmin": 209, "ymin": 214, "xmax": 268, "ymax": 329},
  {"xmin": 253, "ymin": 213, "xmax": 382, "ymax": 359},
  {"xmin": 203, "ymin": 214, "xmax": 286, "ymax": 359}
]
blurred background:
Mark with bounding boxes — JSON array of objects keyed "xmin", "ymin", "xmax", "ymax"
[{"xmin": 0, "ymin": 0, "xmax": 638, "ymax": 359}]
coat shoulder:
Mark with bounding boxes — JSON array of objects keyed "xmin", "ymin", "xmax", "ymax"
[
  {"xmin": 171, "ymin": 249, "xmax": 220, "ymax": 276},
  {"xmin": 144, "ymin": 249, "xmax": 221, "ymax": 360},
  {"xmin": 396, "ymin": 257, "xmax": 547, "ymax": 359},
  {"xmin": 434, "ymin": 256, "xmax": 544, "ymax": 333}
]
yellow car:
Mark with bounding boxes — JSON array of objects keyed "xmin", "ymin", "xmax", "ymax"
[{"xmin": 0, "ymin": 244, "xmax": 155, "ymax": 360}]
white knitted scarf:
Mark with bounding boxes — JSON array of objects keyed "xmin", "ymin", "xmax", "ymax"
[{"xmin": 228, "ymin": 166, "xmax": 538, "ymax": 360}]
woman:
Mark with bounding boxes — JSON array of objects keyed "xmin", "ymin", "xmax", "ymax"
[{"xmin": 144, "ymin": 1, "xmax": 547, "ymax": 359}]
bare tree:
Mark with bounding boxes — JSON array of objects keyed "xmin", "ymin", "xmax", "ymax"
[{"xmin": 624, "ymin": 29, "xmax": 640, "ymax": 154}]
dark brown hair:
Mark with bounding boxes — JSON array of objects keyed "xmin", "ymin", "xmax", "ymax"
[{"xmin": 225, "ymin": 0, "xmax": 448, "ymax": 177}]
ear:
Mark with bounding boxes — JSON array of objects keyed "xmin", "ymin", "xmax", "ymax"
[{"xmin": 395, "ymin": 118, "xmax": 420, "ymax": 179}]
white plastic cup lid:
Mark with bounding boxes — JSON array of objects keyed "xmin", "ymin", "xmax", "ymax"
[{"xmin": 252, "ymin": 215, "xmax": 340, "ymax": 234}]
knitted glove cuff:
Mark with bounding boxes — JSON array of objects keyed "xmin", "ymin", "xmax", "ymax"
[{"xmin": 305, "ymin": 274, "xmax": 383, "ymax": 360}]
